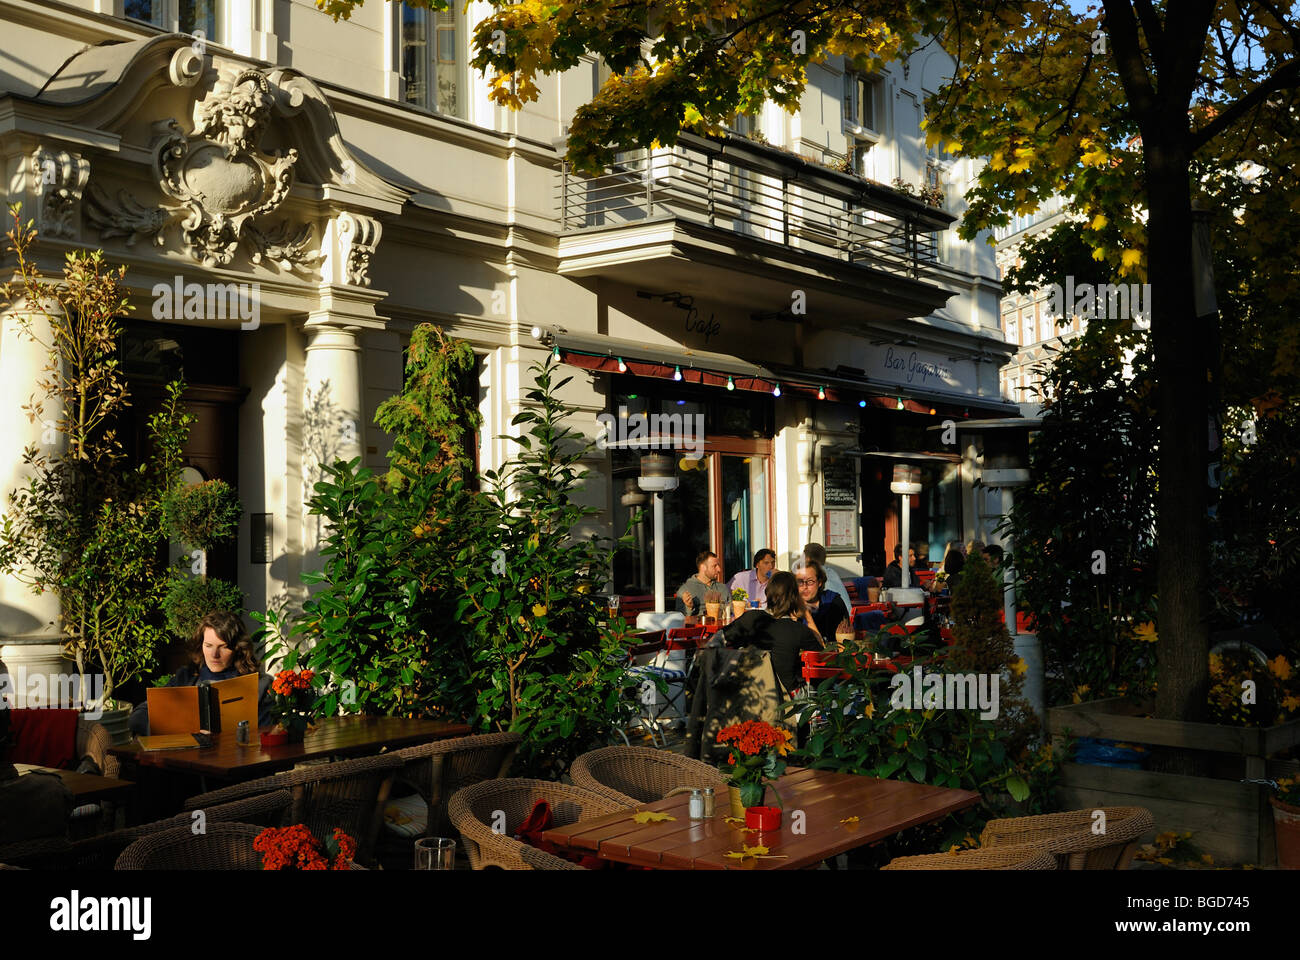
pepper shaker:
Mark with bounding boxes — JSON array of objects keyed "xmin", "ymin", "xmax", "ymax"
[
  {"xmin": 236, "ymin": 719, "xmax": 250, "ymax": 745},
  {"xmin": 701, "ymin": 786, "xmax": 715, "ymax": 818}
]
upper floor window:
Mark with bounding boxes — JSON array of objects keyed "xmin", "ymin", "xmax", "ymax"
[
  {"xmin": 125, "ymin": 0, "xmax": 221, "ymax": 41},
  {"xmin": 400, "ymin": 3, "xmax": 465, "ymax": 118},
  {"xmin": 843, "ymin": 72, "xmax": 879, "ymax": 134}
]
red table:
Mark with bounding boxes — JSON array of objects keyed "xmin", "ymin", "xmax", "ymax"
[{"xmin": 541, "ymin": 768, "xmax": 980, "ymax": 869}]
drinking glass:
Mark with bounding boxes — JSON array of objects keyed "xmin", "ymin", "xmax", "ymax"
[
  {"xmin": 607, "ymin": 594, "xmax": 621, "ymax": 621},
  {"xmin": 414, "ymin": 837, "xmax": 457, "ymax": 870}
]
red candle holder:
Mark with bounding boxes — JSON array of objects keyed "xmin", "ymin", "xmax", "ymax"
[
  {"xmin": 259, "ymin": 730, "xmax": 288, "ymax": 747},
  {"xmin": 745, "ymin": 806, "xmax": 782, "ymax": 831}
]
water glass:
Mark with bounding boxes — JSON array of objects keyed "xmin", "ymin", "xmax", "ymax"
[
  {"xmin": 414, "ymin": 837, "xmax": 456, "ymax": 870},
  {"xmin": 607, "ymin": 594, "xmax": 621, "ymax": 621}
]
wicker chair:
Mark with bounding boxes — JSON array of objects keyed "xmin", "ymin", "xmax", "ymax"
[
  {"xmin": 0, "ymin": 790, "xmax": 293, "ymax": 870},
  {"xmin": 882, "ymin": 844, "xmax": 1059, "ymax": 870},
  {"xmin": 116, "ymin": 822, "xmax": 267, "ymax": 869},
  {"xmin": 390, "ymin": 732, "xmax": 521, "ymax": 838},
  {"xmin": 182, "ymin": 753, "xmax": 404, "ymax": 867},
  {"xmin": 448, "ymin": 778, "xmax": 625, "ymax": 870},
  {"xmin": 979, "ymin": 806, "xmax": 1155, "ymax": 869},
  {"xmin": 569, "ymin": 745, "xmax": 727, "ymax": 806}
]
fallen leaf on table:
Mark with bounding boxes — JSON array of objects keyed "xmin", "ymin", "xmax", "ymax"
[
  {"xmin": 723, "ymin": 816, "xmax": 746, "ymax": 826},
  {"xmin": 839, "ymin": 816, "xmax": 860, "ymax": 824},
  {"xmin": 723, "ymin": 843, "xmax": 788, "ymax": 862},
  {"xmin": 631, "ymin": 811, "xmax": 676, "ymax": 824}
]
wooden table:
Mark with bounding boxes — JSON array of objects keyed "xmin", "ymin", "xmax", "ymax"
[
  {"xmin": 541, "ymin": 768, "xmax": 980, "ymax": 869},
  {"xmin": 13, "ymin": 764, "xmax": 135, "ymax": 804},
  {"xmin": 109, "ymin": 715, "xmax": 472, "ymax": 780}
]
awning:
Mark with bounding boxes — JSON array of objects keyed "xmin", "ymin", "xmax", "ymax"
[{"xmin": 537, "ymin": 326, "xmax": 1023, "ymax": 417}]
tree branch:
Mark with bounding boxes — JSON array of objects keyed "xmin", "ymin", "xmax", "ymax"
[{"xmin": 1189, "ymin": 57, "xmax": 1300, "ymax": 150}]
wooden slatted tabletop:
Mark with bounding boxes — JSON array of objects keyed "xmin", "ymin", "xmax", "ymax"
[
  {"xmin": 541, "ymin": 768, "xmax": 980, "ymax": 870},
  {"xmin": 13, "ymin": 764, "xmax": 136, "ymax": 804},
  {"xmin": 108, "ymin": 716, "xmax": 471, "ymax": 779}
]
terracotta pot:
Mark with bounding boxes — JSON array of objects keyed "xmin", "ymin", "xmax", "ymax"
[
  {"xmin": 260, "ymin": 730, "xmax": 288, "ymax": 747},
  {"xmin": 733, "ymin": 600, "xmax": 748, "ymax": 619},
  {"xmin": 705, "ymin": 602, "xmax": 720, "ymax": 621},
  {"xmin": 1272, "ymin": 796, "xmax": 1300, "ymax": 869},
  {"xmin": 745, "ymin": 806, "xmax": 782, "ymax": 831},
  {"xmin": 867, "ymin": 586, "xmax": 880, "ymax": 603}
]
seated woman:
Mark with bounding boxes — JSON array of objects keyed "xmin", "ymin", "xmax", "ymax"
[
  {"xmin": 795, "ymin": 560, "xmax": 850, "ymax": 644},
  {"xmin": 744, "ymin": 572, "xmax": 823, "ymax": 695},
  {"xmin": 129, "ymin": 611, "xmax": 274, "ymax": 736}
]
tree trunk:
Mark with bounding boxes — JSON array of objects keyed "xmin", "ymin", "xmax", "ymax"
[{"xmin": 1145, "ymin": 118, "xmax": 1210, "ymax": 774}]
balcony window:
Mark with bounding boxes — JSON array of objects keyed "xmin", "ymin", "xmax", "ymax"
[
  {"xmin": 401, "ymin": 3, "xmax": 464, "ymax": 118},
  {"xmin": 125, "ymin": 0, "xmax": 221, "ymax": 41},
  {"xmin": 843, "ymin": 72, "xmax": 878, "ymax": 133}
]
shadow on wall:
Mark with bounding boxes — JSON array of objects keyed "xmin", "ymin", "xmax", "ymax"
[{"xmin": 0, "ymin": 602, "xmax": 47, "ymax": 640}]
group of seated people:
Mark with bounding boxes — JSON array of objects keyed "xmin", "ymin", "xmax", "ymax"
[
  {"xmin": 676, "ymin": 541, "xmax": 852, "ymax": 618},
  {"xmin": 883, "ymin": 538, "xmax": 1006, "ymax": 595}
]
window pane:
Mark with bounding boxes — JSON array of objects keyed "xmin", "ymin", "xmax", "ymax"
[
  {"xmin": 180, "ymin": 0, "xmax": 219, "ymax": 41},
  {"xmin": 125, "ymin": 0, "xmax": 164, "ymax": 26},
  {"xmin": 436, "ymin": 22, "xmax": 458, "ymax": 116},
  {"xmin": 402, "ymin": 6, "xmax": 430, "ymax": 108}
]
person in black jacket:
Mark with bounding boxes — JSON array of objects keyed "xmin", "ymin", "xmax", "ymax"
[
  {"xmin": 129, "ymin": 611, "xmax": 273, "ymax": 736},
  {"xmin": 795, "ymin": 559, "xmax": 850, "ymax": 642},
  {"xmin": 744, "ymin": 572, "xmax": 823, "ymax": 694}
]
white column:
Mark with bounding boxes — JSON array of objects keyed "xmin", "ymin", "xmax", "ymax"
[
  {"xmin": 301, "ymin": 319, "xmax": 363, "ymax": 568},
  {"xmin": 0, "ymin": 300, "xmax": 74, "ymax": 698}
]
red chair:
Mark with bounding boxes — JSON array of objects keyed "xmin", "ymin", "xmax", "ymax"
[
  {"xmin": 619, "ymin": 594, "xmax": 655, "ymax": 620},
  {"xmin": 664, "ymin": 625, "xmax": 707, "ymax": 650}
]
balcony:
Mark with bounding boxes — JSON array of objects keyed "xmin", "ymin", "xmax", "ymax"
[{"xmin": 556, "ymin": 132, "xmax": 959, "ymax": 326}]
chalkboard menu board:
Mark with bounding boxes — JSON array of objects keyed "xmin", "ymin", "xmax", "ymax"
[{"xmin": 822, "ymin": 455, "xmax": 857, "ymax": 507}]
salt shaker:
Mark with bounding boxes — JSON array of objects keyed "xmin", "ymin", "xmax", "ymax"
[
  {"xmin": 701, "ymin": 787, "xmax": 715, "ymax": 818},
  {"xmin": 688, "ymin": 788, "xmax": 705, "ymax": 820},
  {"xmin": 236, "ymin": 719, "xmax": 250, "ymax": 745}
]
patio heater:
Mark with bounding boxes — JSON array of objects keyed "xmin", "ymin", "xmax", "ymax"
[
  {"xmin": 932, "ymin": 418, "xmax": 1044, "ymax": 723},
  {"xmin": 620, "ymin": 479, "xmax": 649, "ymax": 588},
  {"xmin": 637, "ymin": 453, "xmax": 679, "ymax": 613},
  {"xmin": 889, "ymin": 464, "xmax": 925, "ymax": 604}
]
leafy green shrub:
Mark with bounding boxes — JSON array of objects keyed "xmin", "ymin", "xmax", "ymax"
[
  {"xmin": 162, "ymin": 575, "xmax": 244, "ymax": 641},
  {"xmin": 788, "ymin": 636, "xmax": 1063, "ymax": 860},
  {"xmin": 261, "ymin": 337, "xmax": 638, "ymax": 779},
  {"xmin": 162, "ymin": 479, "xmax": 243, "ymax": 551},
  {"xmin": 1001, "ymin": 325, "xmax": 1159, "ymax": 706}
]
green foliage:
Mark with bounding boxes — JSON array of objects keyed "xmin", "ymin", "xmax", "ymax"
[
  {"xmin": 1001, "ymin": 325, "xmax": 1159, "ymax": 706},
  {"xmin": 162, "ymin": 575, "xmax": 245, "ymax": 641},
  {"xmin": 161, "ymin": 479, "xmax": 243, "ymax": 551},
  {"xmin": 0, "ymin": 209, "xmax": 193, "ymax": 704},
  {"xmin": 261, "ymin": 334, "xmax": 638, "ymax": 779},
  {"xmin": 788, "ymin": 640, "xmax": 1064, "ymax": 858},
  {"xmin": 374, "ymin": 322, "xmax": 482, "ymax": 490}
]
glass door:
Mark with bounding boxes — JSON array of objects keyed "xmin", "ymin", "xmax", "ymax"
[{"xmin": 719, "ymin": 453, "xmax": 769, "ymax": 578}]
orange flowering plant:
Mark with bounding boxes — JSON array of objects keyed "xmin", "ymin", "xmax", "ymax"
[
  {"xmin": 269, "ymin": 667, "xmax": 319, "ymax": 737},
  {"xmin": 717, "ymin": 720, "xmax": 793, "ymax": 808},
  {"xmin": 253, "ymin": 824, "xmax": 356, "ymax": 870}
]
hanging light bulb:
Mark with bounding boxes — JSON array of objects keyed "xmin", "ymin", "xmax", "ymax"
[
  {"xmin": 726, "ymin": 376, "xmax": 735, "ymax": 391},
  {"xmin": 818, "ymin": 386, "xmax": 826, "ymax": 400},
  {"xmin": 858, "ymin": 399, "xmax": 867, "ymax": 408},
  {"xmin": 617, "ymin": 357, "xmax": 627, "ymax": 373},
  {"xmin": 552, "ymin": 345, "xmax": 561, "ymax": 360},
  {"xmin": 896, "ymin": 397, "xmax": 905, "ymax": 410},
  {"xmin": 673, "ymin": 365, "xmax": 683, "ymax": 381},
  {"xmin": 928, "ymin": 407, "xmax": 937, "ymax": 416},
  {"xmin": 772, "ymin": 383, "xmax": 782, "ymax": 397}
]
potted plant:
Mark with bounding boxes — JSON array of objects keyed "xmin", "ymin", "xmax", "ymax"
[
  {"xmin": 718, "ymin": 720, "xmax": 793, "ymax": 825},
  {"xmin": 253, "ymin": 824, "xmax": 356, "ymax": 870},
  {"xmin": 866, "ymin": 577, "xmax": 881, "ymax": 603},
  {"xmin": 0, "ymin": 210, "xmax": 191, "ymax": 732},
  {"xmin": 264, "ymin": 667, "xmax": 318, "ymax": 744},
  {"xmin": 1271, "ymin": 776, "xmax": 1300, "ymax": 869},
  {"xmin": 731, "ymin": 588, "xmax": 748, "ymax": 619},
  {"xmin": 704, "ymin": 589, "xmax": 724, "ymax": 622}
]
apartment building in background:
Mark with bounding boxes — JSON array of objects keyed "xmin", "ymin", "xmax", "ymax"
[{"xmin": 0, "ymin": 0, "xmax": 1019, "ymax": 682}]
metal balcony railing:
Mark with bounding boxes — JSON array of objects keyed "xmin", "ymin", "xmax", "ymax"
[{"xmin": 558, "ymin": 132, "xmax": 950, "ymax": 282}]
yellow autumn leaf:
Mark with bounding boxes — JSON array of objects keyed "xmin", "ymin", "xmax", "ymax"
[
  {"xmin": 1080, "ymin": 143, "xmax": 1108, "ymax": 167},
  {"xmin": 532, "ymin": 604, "xmax": 548, "ymax": 617},
  {"xmin": 1091, "ymin": 246, "xmax": 1108, "ymax": 261},
  {"xmin": 1009, "ymin": 656, "xmax": 1027, "ymax": 676},
  {"xmin": 1089, "ymin": 213, "xmax": 1108, "ymax": 230},
  {"xmin": 989, "ymin": 151, "xmax": 1007, "ymax": 171},
  {"xmin": 862, "ymin": 700, "xmax": 875, "ymax": 719},
  {"xmin": 723, "ymin": 816, "xmax": 746, "ymax": 826},
  {"xmin": 631, "ymin": 810, "xmax": 675, "ymax": 824},
  {"xmin": 1133, "ymin": 622, "xmax": 1157, "ymax": 643},
  {"xmin": 1269, "ymin": 655, "xmax": 1292, "ymax": 680},
  {"xmin": 1119, "ymin": 249, "xmax": 1143, "ymax": 274},
  {"xmin": 839, "ymin": 816, "xmax": 860, "ymax": 824}
]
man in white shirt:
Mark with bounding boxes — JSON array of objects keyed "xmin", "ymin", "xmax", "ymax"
[{"xmin": 803, "ymin": 542, "xmax": 852, "ymax": 611}]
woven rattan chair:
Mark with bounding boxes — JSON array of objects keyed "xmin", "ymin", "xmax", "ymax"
[
  {"xmin": 391, "ymin": 732, "xmax": 521, "ymax": 838},
  {"xmin": 882, "ymin": 844, "xmax": 1059, "ymax": 870},
  {"xmin": 182, "ymin": 753, "xmax": 404, "ymax": 867},
  {"xmin": 0, "ymin": 790, "xmax": 293, "ymax": 870},
  {"xmin": 448, "ymin": 778, "xmax": 625, "ymax": 870},
  {"xmin": 979, "ymin": 806, "xmax": 1154, "ymax": 869},
  {"xmin": 569, "ymin": 745, "xmax": 727, "ymax": 806},
  {"xmin": 116, "ymin": 822, "xmax": 267, "ymax": 869}
]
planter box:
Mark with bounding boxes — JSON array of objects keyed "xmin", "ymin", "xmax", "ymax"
[{"xmin": 1047, "ymin": 697, "xmax": 1300, "ymax": 866}]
